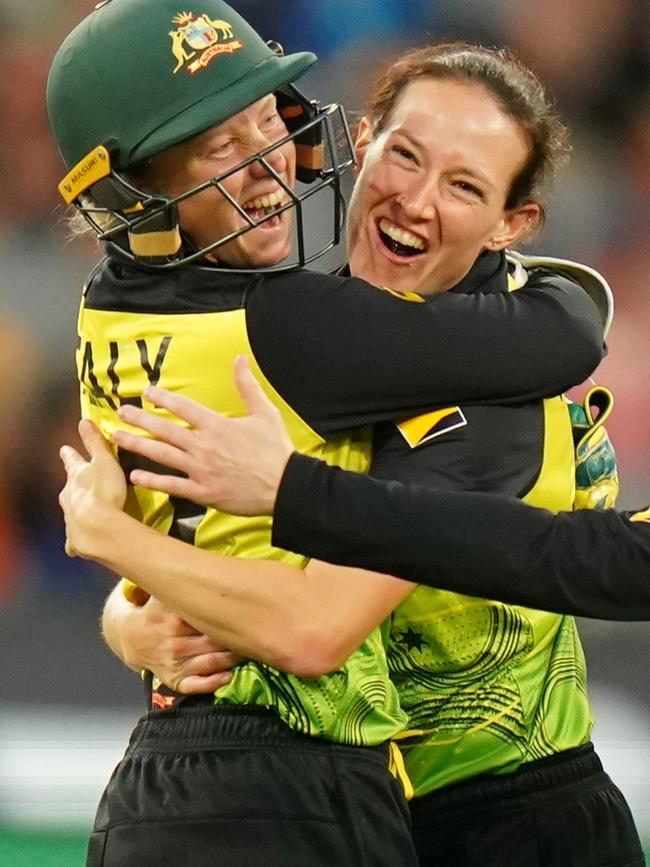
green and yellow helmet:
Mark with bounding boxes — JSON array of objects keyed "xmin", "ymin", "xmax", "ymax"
[{"xmin": 46, "ymin": 0, "xmax": 354, "ymax": 269}]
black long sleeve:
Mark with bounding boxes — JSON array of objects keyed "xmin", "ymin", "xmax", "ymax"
[
  {"xmin": 248, "ymin": 267, "xmax": 603, "ymax": 434},
  {"xmin": 91, "ymin": 253, "xmax": 604, "ymax": 436},
  {"xmin": 272, "ymin": 453, "xmax": 650, "ymax": 621}
]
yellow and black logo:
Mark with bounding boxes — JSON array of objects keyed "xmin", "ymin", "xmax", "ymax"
[
  {"xmin": 630, "ymin": 508, "xmax": 650, "ymax": 525},
  {"xmin": 58, "ymin": 145, "xmax": 111, "ymax": 204},
  {"xmin": 378, "ymin": 285, "xmax": 425, "ymax": 303},
  {"xmin": 169, "ymin": 11, "xmax": 243, "ymax": 75},
  {"xmin": 397, "ymin": 407, "xmax": 467, "ymax": 449}
]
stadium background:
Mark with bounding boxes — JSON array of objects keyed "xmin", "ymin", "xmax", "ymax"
[{"xmin": 0, "ymin": 0, "xmax": 648, "ymax": 863}]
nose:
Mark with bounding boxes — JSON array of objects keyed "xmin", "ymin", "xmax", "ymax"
[
  {"xmin": 248, "ymin": 136, "xmax": 288, "ymax": 180},
  {"xmin": 397, "ymin": 179, "xmax": 437, "ymax": 222}
]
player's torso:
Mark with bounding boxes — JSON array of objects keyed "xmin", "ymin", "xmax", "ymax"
[
  {"xmin": 76, "ymin": 259, "xmax": 406, "ymax": 746},
  {"xmin": 371, "ymin": 396, "xmax": 592, "ymax": 796}
]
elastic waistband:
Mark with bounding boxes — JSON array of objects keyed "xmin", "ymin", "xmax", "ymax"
[
  {"xmin": 128, "ymin": 704, "xmax": 389, "ymax": 759},
  {"xmin": 411, "ymin": 743, "xmax": 603, "ymax": 817}
]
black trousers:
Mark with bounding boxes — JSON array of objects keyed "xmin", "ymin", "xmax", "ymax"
[
  {"xmin": 410, "ymin": 743, "xmax": 644, "ymax": 866},
  {"xmin": 86, "ymin": 704, "xmax": 418, "ymax": 867}
]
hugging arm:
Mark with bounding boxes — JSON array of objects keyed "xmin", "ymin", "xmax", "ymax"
[
  {"xmin": 111, "ymin": 358, "xmax": 650, "ymax": 623},
  {"xmin": 249, "ymin": 265, "xmax": 606, "ymax": 431},
  {"xmin": 60, "ymin": 419, "xmax": 414, "ymax": 678},
  {"xmin": 101, "ymin": 589, "xmax": 241, "ymax": 693}
]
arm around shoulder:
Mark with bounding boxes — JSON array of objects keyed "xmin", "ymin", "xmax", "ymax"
[{"xmin": 248, "ymin": 267, "xmax": 605, "ymax": 431}]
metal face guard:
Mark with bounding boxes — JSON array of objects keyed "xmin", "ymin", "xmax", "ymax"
[{"xmin": 68, "ymin": 101, "xmax": 355, "ymax": 271}]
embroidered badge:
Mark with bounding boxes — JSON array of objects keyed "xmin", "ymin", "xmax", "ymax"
[{"xmin": 169, "ymin": 11, "xmax": 243, "ymax": 75}]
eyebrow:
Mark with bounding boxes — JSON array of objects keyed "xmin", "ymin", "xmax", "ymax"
[{"xmin": 195, "ymin": 96, "xmax": 278, "ymax": 148}]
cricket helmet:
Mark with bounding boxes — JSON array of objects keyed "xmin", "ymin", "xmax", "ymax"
[{"xmin": 46, "ymin": 0, "xmax": 354, "ymax": 269}]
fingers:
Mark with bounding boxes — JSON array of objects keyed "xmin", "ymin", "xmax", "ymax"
[
  {"xmin": 78, "ymin": 418, "xmax": 113, "ymax": 460},
  {"xmin": 60, "ymin": 422, "xmax": 113, "ymax": 478},
  {"xmin": 128, "ymin": 468, "xmax": 196, "ymax": 497},
  {"xmin": 117, "ymin": 403, "xmax": 193, "ymax": 449},
  {"xmin": 112, "ymin": 429, "xmax": 193, "ymax": 476},
  {"xmin": 163, "ymin": 649, "xmax": 238, "ymax": 694},
  {"xmin": 140, "ymin": 386, "xmax": 214, "ymax": 430},
  {"xmin": 59, "ymin": 444, "xmax": 84, "ymax": 474},
  {"xmin": 176, "ymin": 671, "xmax": 233, "ymax": 694},
  {"xmin": 233, "ymin": 355, "xmax": 275, "ymax": 418},
  {"xmin": 192, "ymin": 650, "xmax": 239, "ymax": 674}
]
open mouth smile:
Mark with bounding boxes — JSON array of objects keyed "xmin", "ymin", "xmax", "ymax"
[
  {"xmin": 377, "ymin": 217, "xmax": 427, "ymax": 256},
  {"xmin": 242, "ymin": 190, "xmax": 289, "ymax": 226},
  {"xmin": 378, "ymin": 218, "xmax": 426, "ymax": 258}
]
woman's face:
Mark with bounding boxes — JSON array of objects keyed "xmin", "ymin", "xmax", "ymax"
[
  {"xmin": 146, "ymin": 94, "xmax": 297, "ymax": 268},
  {"xmin": 347, "ymin": 78, "xmax": 539, "ymax": 295}
]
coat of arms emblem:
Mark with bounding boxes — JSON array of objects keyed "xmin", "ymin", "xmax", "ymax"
[{"xmin": 169, "ymin": 12, "xmax": 242, "ymax": 75}]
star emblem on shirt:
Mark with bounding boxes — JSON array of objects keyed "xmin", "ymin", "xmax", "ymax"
[{"xmin": 397, "ymin": 626, "xmax": 427, "ymax": 653}]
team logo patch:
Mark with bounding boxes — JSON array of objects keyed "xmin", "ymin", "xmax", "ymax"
[
  {"xmin": 169, "ymin": 12, "xmax": 243, "ymax": 75},
  {"xmin": 397, "ymin": 407, "xmax": 467, "ymax": 448},
  {"xmin": 630, "ymin": 508, "xmax": 650, "ymax": 524}
]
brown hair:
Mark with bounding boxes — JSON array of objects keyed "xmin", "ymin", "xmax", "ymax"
[{"xmin": 367, "ymin": 43, "xmax": 571, "ymax": 223}]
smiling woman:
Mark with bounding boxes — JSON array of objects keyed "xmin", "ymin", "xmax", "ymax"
[
  {"xmin": 347, "ymin": 44, "xmax": 569, "ymax": 296},
  {"xmin": 348, "ymin": 78, "xmax": 536, "ymax": 292},
  {"xmin": 133, "ymin": 94, "xmax": 298, "ymax": 268}
]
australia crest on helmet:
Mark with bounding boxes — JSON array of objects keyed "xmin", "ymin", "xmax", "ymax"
[{"xmin": 169, "ymin": 11, "xmax": 243, "ymax": 75}]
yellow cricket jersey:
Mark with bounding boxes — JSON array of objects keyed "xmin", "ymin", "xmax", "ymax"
[
  {"xmin": 378, "ymin": 269, "xmax": 594, "ymax": 797},
  {"xmin": 77, "ymin": 260, "xmax": 407, "ymax": 746}
]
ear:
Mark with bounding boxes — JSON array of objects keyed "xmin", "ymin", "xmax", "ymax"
[
  {"xmin": 353, "ymin": 116, "xmax": 374, "ymax": 174},
  {"xmin": 487, "ymin": 202, "xmax": 541, "ymax": 251}
]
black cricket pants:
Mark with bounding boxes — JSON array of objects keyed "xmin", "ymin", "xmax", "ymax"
[
  {"xmin": 86, "ymin": 704, "xmax": 419, "ymax": 867},
  {"xmin": 410, "ymin": 743, "xmax": 644, "ymax": 866}
]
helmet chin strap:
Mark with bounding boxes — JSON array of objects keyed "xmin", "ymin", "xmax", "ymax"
[
  {"xmin": 59, "ymin": 143, "xmax": 183, "ymax": 264},
  {"xmin": 126, "ymin": 205, "xmax": 182, "ymax": 262},
  {"xmin": 275, "ymin": 85, "xmax": 324, "ymax": 184}
]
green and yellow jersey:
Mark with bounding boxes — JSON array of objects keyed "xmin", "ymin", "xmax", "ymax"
[
  {"xmin": 76, "ymin": 250, "xmax": 603, "ymax": 747},
  {"xmin": 370, "ymin": 265, "xmax": 598, "ymax": 795},
  {"xmin": 78, "ymin": 264, "xmax": 402, "ymax": 746}
]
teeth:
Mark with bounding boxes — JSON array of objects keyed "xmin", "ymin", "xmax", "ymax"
[
  {"xmin": 243, "ymin": 190, "xmax": 287, "ymax": 212},
  {"xmin": 379, "ymin": 218, "xmax": 425, "ymax": 251}
]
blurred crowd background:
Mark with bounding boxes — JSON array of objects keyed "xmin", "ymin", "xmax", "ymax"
[{"xmin": 0, "ymin": 1, "xmax": 649, "ymax": 863}]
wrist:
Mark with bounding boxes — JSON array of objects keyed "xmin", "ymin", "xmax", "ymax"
[
  {"xmin": 102, "ymin": 587, "xmax": 148, "ymax": 672},
  {"xmin": 74, "ymin": 499, "xmax": 125, "ymax": 561},
  {"xmin": 269, "ymin": 450, "xmax": 296, "ymax": 513}
]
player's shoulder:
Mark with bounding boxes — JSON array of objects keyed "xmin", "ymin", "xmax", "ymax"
[
  {"xmin": 255, "ymin": 267, "xmax": 346, "ymax": 294},
  {"xmin": 251, "ymin": 266, "xmax": 404, "ymax": 311},
  {"xmin": 507, "ymin": 250, "xmax": 613, "ymax": 337}
]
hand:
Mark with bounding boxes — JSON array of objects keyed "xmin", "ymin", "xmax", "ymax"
[
  {"xmin": 119, "ymin": 596, "xmax": 242, "ymax": 694},
  {"xmin": 112, "ymin": 355, "xmax": 294, "ymax": 515},
  {"xmin": 59, "ymin": 419, "xmax": 127, "ymax": 557}
]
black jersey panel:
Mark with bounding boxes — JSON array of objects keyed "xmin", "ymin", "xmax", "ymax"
[
  {"xmin": 84, "ymin": 257, "xmax": 257, "ymax": 314},
  {"xmin": 371, "ymin": 403, "xmax": 544, "ymax": 497}
]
